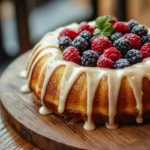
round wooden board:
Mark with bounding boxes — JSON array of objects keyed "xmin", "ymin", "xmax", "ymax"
[{"xmin": 0, "ymin": 52, "xmax": 150, "ymax": 150}]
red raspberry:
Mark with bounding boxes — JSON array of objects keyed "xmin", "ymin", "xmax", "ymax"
[
  {"xmin": 63, "ymin": 46, "xmax": 81, "ymax": 64},
  {"xmin": 78, "ymin": 22, "xmax": 95, "ymax": 34},
  {"xmin": 113, "ymin": 22, "xmax": 130, "ymax": 33},
  {"xmin": 109, "ymin": 17, "xmax": 118, "ymax": 25},
  {"xmin": 58, "ymin": 28, "xmax": 77, "ymax": 40},
  {"xmin": 140, "ymin": 43, "xmax": 150, "ymax": 58},
  {"xmin": 124, "ymin": 33, "xmax": 142, "ymax": 49},
  {"xmin": 91, "ymin": 36, "xmax": 113, "ymax": 53},
  {"xmin": 104, "ymin": 47, "xmax": 121, "ymax": 61},
  {"xmin": 97, "ymin": 55, "xmax": 113, "ymax": 68}
]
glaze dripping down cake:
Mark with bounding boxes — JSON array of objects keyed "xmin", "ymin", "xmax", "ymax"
[{"xmin": 20, "ymin": 16, "xmax": 150, "ymax": 130}]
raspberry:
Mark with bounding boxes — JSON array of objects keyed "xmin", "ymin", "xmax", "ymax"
[
  {"xmin": 113, "ymin": 22, "xmax": 130, "ymax": 33},
  {"xmin": 127, "ymin": 20, "xmax": 138, "ymax": 30},
  {"xmin": 123, "ymin": 33, "xmax": 142, "ymax": 49},
  {"xmin": 58, "ymin": 28, "xmax": 77, "ymax": 40},
  {"xmin": 142, "ymin": 34, "xmax": 150, "ymax": 44},
  {"xmin": 58, "ymin": 36, "xmax": 72, "ymax": 51},
  {"xmin": 125, "ymin": 49, "xmax": 143, "ymax": 64},
  {"xmin": 110, "ymin": 32, "xmax": 123, "ymax": 42},
  {"xmin": 72, "ymin": 36, "xmax": 88, "ymax": 53},
  {"xmin": 109, "ymin": 17, "xmax": 118, "ymax": 25},
  {"xmin": 113, "ymin": 58, "xmax": 130, "ymax": 69},
  {"xmin": 141, "ymin": 43, "xmax": 150, "ymax": 58},
  {"xmin": 78, "ymin": 22, "xmax": 95, "ymax": 34},
  {"xmin": 113, "ymin": 37, "xmax": 132, "ymax": 56},
  {"xmin": 91, "ymin": 36, "xmax": 113, "ymax": 53},
  {"xmin": 63, "ymin": 46, "xmax": 81, "ymax": 64},
  {"xmin": 79, "ymin": 30, "xmax": 92, "ymax": 41},
  {"xmin": 131, "ymin": 25, "xmax": 148, "ymax": 37},
  {"xmin": 97, "ymin": 55, "xmax": 113, "ymax": 68},
  {"xmin": 104, "ymin": 47, "xmax": 121, "ymax": 61},
  {"xmin": 81, "ymin": 50, "xmax": 100, "ymax": 67}
]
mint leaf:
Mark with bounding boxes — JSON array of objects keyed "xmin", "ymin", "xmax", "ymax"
[
  {"xmin": 94, "ymin": 15, "xmax": 114, "ymax": 37},
  {"xmin": 96, "ymin": 15, "xmax": 113, "ymax": 29},
  {"xmin": 93, "ymin": 28, "xmax": 101, "ymax": 36}
]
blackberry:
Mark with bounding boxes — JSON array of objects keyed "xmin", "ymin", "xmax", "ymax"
[
  {"xmin": 125, "ymin": 49, "xmax": 143, "ymax": 64},
  {"xmin": 127, "ymin": 20, "xmax": 138, "ymax": 30},
  {"xmin": 141, "ymin": 34, "xmax": 150, "ymax": 44},
  {"xmin": 110, "ymin": 32, "xmax": 123, "ymax": 42},
  {"xmin": 113, "ymin": 58, "xmax": 130, "ymax": 69},
  {"xmin": 113, "ymin": 37, "xmax": 132, "ymax": 56},
  {"xmin": 81, "ymin": 50, "xmax": 100, "ymax": 67},
  {"xmin": 72, "ymin": 36, "xmax": 88, "ymax": 53},
  {"xmin": 79, "ymin": 30, "xmax": 92, "ymax": 41},
  {"xmin": 58, "ymin": 36, "xmax": 72, "ymax": 51},
  {"xmin": 131, "ymin": 25, "xmax": 148, "ymax": 37}
]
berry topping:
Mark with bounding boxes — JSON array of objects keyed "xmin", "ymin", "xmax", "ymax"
[
  {"xmin": 59, "ymin": 16, "xmax": 150, "ymax": 69},
  {"xmin": 110, "ymin": 32, "xmax": 123, "ymax": 42},
  {"xmin": 125, "ymin": 49, "xmax": 143, "ymax": 64},
  {"xmin": 109, "ymin": 17, "xmax": 118, "ymax": 25},
  {"xmin": 97, "ymin": 55, "xmax": 113, "ymax": 68},
  {"xmin": 81, "ymin": 50, "xmax": 100, "ymax": 67},
  {"xmin": 104, "ymin": 47, "xmax": 121, "ymax": 61},
  {"xmin": 141, "ymin": 43, "xmax": 150, "ymax": 58},
  {"xmin": 72, "ymin": 36, "xmax": 88, "ymax": 53},
  {"xmin": 123, "ymin": 33, "xmax": 142, "ymax": 49},
  {"xmin": 91, "ymin": 36, "xmax": 113, "ymax": 53},
  {"xmin": 78, "ymin": 22, "xmax": 94, "ymax": 34},
  {"xmin": 113, "ymin": 22, "xmax": 130, "ymax": 33},
  {"xmin": 113, "ymin": 37, "xmax": 132, "ymax": 55},
  {"xmin": 142, "ymin": 34, "xmax": 150, "ymax": 44},
  {"xmin": 131, "ymin": 25, "xmax": 148, "ymax": 37},
  {"xmin": 58, "ymin": 36, "xmax": 72, "ymax": 51},
  {"xmin": 63, "ymin": 46, "xmax": 81, "ymax": 64},
  {"xmin": 58, "ymin": 28, "xmax": 77, "ymax": 40},
  {"xmin": 127, "ymin": 20, "xmax": 138, "ymax": 30},
  {"xmin": 79, "ymin": 30, "xmax": 92, "ymax": 41},
  {"xmin": 113, "ymin": 58, "xmax": 130, "ymax": 69}
]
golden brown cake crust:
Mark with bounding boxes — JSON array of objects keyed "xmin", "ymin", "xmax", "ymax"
[{"xmin": 29, "ymin": 54, "xmax": 150, "ymax": 124}]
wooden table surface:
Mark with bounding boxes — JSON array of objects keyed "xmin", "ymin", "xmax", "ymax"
[{"xmin": 0, "ymin": 105, "xmax": 40, "ymax": 150}]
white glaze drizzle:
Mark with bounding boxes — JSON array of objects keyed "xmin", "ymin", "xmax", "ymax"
[
  {"xmin": 39, "ymin": 106, "xmax": 52, "ymax": 115},
  {"xmin": 21, "ymin": 23, "xmax": 150, "ymax": 130},
  {"xmin": 20, "ymin": 70, "xmax": 27, "ymax": 78},
  {"xmin": 105, "ymin": 70, "xmax": 123, "ymax": 129}
]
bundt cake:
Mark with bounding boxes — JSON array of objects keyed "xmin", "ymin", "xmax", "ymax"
[{"xmin": 20, "ymin": 16, "xmax": 150, "ymax": 130}]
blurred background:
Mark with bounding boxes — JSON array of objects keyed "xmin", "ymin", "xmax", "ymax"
[{"xmin": 0, "ymin": 0, "xmax": 150, "ymax": 74}]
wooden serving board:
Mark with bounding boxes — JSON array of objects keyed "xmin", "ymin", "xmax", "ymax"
[{"xmin": 0, "ymin": 52, "xmax": 150, "ymax": 150}]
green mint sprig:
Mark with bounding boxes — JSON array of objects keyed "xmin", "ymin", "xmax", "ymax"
[{"xmin": 94, "ymin": 15, "xmax": 114, "ymax": 37}]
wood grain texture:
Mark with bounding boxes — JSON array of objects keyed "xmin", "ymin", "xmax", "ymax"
[
  {"xmin": 0, "ymin": 51, "xmax": 150, "ymax": 150},
  {"xmin": 0, "ymin": 104, "xmax": 39, "ymax": 150}
]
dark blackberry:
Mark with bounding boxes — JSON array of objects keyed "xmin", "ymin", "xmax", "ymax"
[
  {"xmin": 113, "ymin": 37, "xmax": 132, "ymax": 56},
  {"xmin": 58, "ymin": 36, "xmax": 72, "ymax": 51},
  {"xmin": 110, "ymin": 32, "xmax": 123, "ymax": 42},
  {"xmin": 127, "ymin": 20, "xmax": 138, "ymax": 30},
  {"xmin": 79, "ymin": 30, "xmax": 92, "ymax": 41},
  {"xmin": 72, "ymin": 36, "xmax": 88, "ymax": 53},
  {"xmin": 141, "ymin": 34, "xmax": 150, "ymax": 44},
  {"xmin": 125, "ymin": 49, "xmax": 143, "ymax": 64},
  {"xmin": 81, "ymin": 50, "xmax": 100, "ymax": 67},
  {"xmin": 131, "ymin": 25, "xmax": 148, "ymax": 37},
  {"xmin": 113, "ymin": 58, "xmax": 130, "ymax": 69}
]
